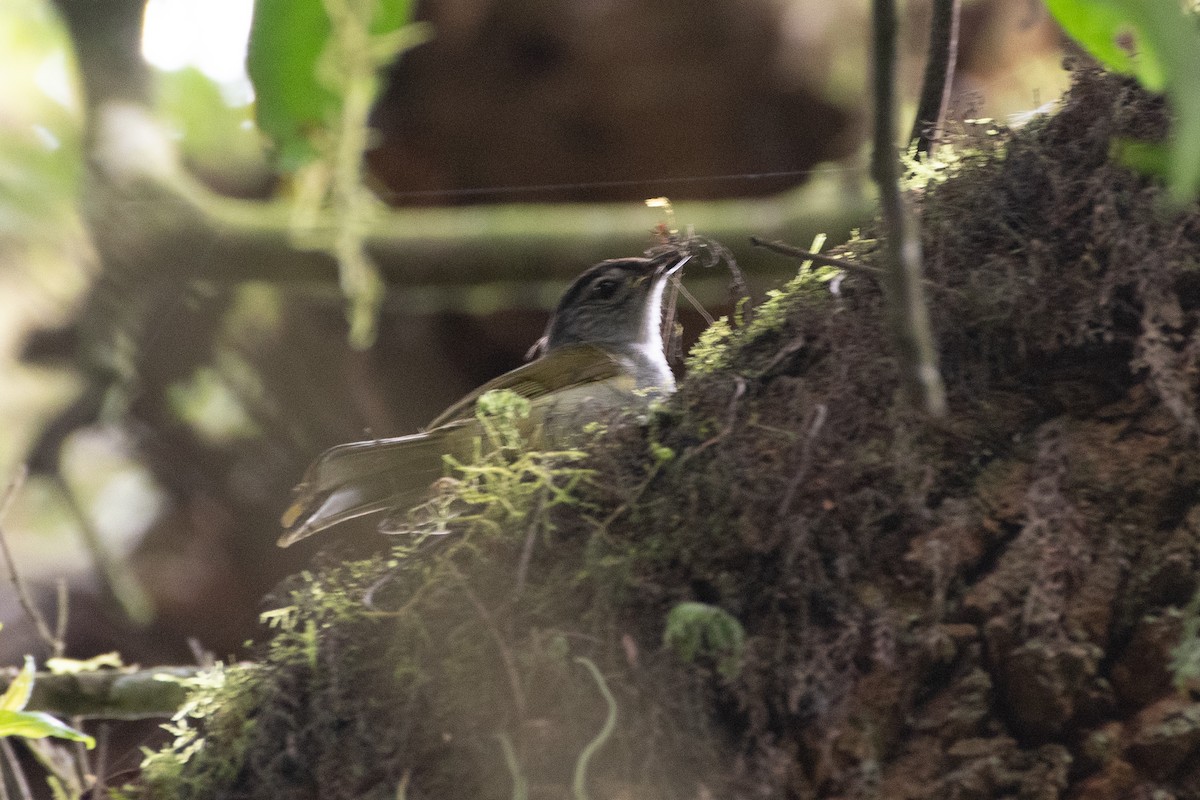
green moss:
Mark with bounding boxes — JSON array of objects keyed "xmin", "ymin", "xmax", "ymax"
[
  {"xmin": 663, "ymin": 602, "xmax": 745, "ymax": 679},
  {"xmin": 685, "ymin": 316, "xmax": 734, "ymax": 374},
  {"xmin": 136, "ymin": 388, "xmax": 683, "ymax": 799},
  {"xmin": 685, "ymin": 262, "xmax": 844, "ymax": 375},
  {"xmin": 649, "ymin": 442, "xmax": 675, "ymax": 464},
  {"xmin": 137, "ymin": 663, "xmax": 264, "ymax": 799}
]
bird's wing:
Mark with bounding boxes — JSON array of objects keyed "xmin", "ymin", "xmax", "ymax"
[
  {"xmin": 423, "ymin": 343, "xmax": 627, "ymax": 430},
  {"xmin": 280, "ymin": 344, "xmax": 629, "ymax": 547},
  {"xmin": 278, "ymin": 420, "xmax": 474, "ymax": 546}
]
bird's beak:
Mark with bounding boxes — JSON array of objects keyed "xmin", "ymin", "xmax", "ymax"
[{"xmin": 653, "ymin": 253, "xmax": 691, "ymax": 277}]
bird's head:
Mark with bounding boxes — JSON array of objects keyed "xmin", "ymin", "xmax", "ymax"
[{"xmin": 542, "ymin": 251, "xmax": 690, "ymax": 353}]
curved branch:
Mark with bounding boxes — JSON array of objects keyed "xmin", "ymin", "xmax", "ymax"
[{"xmin": 86, "ymin": 107, "xmax": 875, "ymax": 293}]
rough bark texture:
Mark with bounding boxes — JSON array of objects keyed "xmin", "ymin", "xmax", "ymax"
[{"xmin": 138, "ymin": 66, "xmax": 1200, "ymax": 800}]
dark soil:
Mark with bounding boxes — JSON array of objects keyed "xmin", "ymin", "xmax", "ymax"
[{"xmin": 144, "ymin": 65, "xmax": 1200, "ymax": 800}]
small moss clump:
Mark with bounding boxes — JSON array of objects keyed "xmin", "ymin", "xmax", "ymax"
[
  {"xmin": 686, "ymin": 263, "xmax": 845, "ymax": 375},
  {"xmin": 137, "ymin": 664, "xmax": 266, "ymax": 799}
]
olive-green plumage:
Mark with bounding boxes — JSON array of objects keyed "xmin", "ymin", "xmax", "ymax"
[{"xmin": 278, "ymin": 251, "xmax": 689, "ymax": 546}]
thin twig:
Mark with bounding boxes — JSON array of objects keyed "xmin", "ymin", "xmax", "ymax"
[
  {"xmin": 911, "ymin": 0, "xmax": 962, "ymax": 157},
  {"xmin": 70, "ymin": 727, "xmax": 89, "ymax": 791},
  {"xmin": 53, "ymin": 580, "xmax": 68, "ymax": 659},
  {"xmin": 322, "ymin": 0, "xmax": 388, "ymax": 347},
  {"xmin": 0, "ymin": 740, "xmax": 33, "ymax": 800},
  {"xmin": 661, "ymin": 274, "xmax": 682, "ymax": 363},
  {"xmin": 777, "ymin": 404, "xmax": 829, "ymax": 517},
  {"xmin": 674, "ymin": 278, "xmax": 716, "ymax": 326},
  {"xmin": 89, "ymin": 724, "xmax": 108, "ymax": 800},
  {"xmin": 53, "ymin": 475, "xmax": 153, "ymax": 626},
  {"xmin": 871, "ymin": 0, "xmax": 947, "ymax": 416},
  {"xmin": 187, "ymin": 637, "xmax": 216, "ymax": 669},
  {"xmin": 0, "ymin": 467, "xmax": 61, "ymax": 654},
  {"xmin": 761, "ymin": 332, "xmax": 808, "ymax": 376},
  {"xmin": 752, "ymin": 236, "xmax": 965, "ymax": 298},
  {"xmin": 595, "ymin": 465, "xmax": 661, "ymax": 532},
  {"xmin": 750, "ymin": 237, "xmax": 884, "ymax": 277},
  {"xmin": 0, "ymin": 748, "xmax": 8, "ymax": 800},
  {"xmin": 0, "ymin": 468, "xmax": 21, "ymax": 522},
  {"xmin": 447, "ymin": 564, "xmax": 526, "ymax": 717},
  {"xmin": 678, "ymin": 376, "xmax": 747, "ymax": 466},
  {"xmin": 511, "ymin": 487, "xmax": 546, "ymax": 604},
  {"xmin": 494, "ymin": 733, "xmax": 529, "ymax": 800}
]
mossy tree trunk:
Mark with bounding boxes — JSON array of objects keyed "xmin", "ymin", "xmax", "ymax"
[{"xmin": 139, "ymin": 67, "xmax": 1200, "ymax": 800}]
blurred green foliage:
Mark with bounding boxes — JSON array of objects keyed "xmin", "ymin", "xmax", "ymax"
[
  {"xmin": 0, "ymin": 0, "xmax": 83, "ymax": 236},
  {"xmin": 154, "ymin": 66, "xmax": 266, "ymax": 179},
  {"xmin": 1046, "ymin": 0, "xmax": 1200, "ymax": 204}
]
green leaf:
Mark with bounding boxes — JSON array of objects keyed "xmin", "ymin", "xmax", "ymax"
[
  {"xmin": 1140, "ymin": 2, "xmax": 1200, "ymax": 204},
  {"xmin": 246, "ymin": 0, "xmax": 337, "ymax": 167},
  {"xmin": 1114, "ymin": 138, "xmax": 1171, "ymax": 175},
  {"xmin": 246, "ymin": 0, "xmax": 422, "ymax": 168},
  {"xmin": 0, "ymin": 709, "xmax": 95, "ymax": 748},
  {"xmin": 1045, "ymin": 0, "xmax": 1165, "ymax": 89},
  {"xmin": 1047, "ymin": 0, "xmax": 1200, "ymax": 203},
  {"xmin": 0, "ymin": 656, "xmax": 35, "ymax": 712},
  {"xmin": 0, "ymin": 657, "xmax": 96, "ymax": 748}
]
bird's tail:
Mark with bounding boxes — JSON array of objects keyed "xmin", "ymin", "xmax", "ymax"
[{"xmin": 278, "ymin": 428, "xmax": 466, "ymax": 547}]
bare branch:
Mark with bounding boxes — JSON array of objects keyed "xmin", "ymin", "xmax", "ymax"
[
  {"xmin": 90, "ymin": 725, "xmax": 109, "ymax": 800},
  {"xmin": 86, "ymin": 107, "xmax": 874, "ymax": 293},
  {"xmin": 750, "ymin": 236, "xmax": 885, "ymax": 278},
  {"xmin": 871, "ymin": 0, "xmax": 947, "ymax": 416},
  {"xmin": 446, "ymin": 565, "xmax": 526, "ymax": 718},
  {"xmin": 0, "ymin": 467, "xmax": 62, "ymax": 655},
  {"xmin": 777, "ymin": 403, "xmax": 829, "ymax": 516},
  {"xmin": 53, "ymin": 580, "xmax": 69, "ymax": 659},
  {"xmin": 52, "ymin": 475, "xmax": 154, "ymax": 627},
  {"xmin": 911, "ymin": 0, "xmax": 962, "ymax": 157},
  {"xmin": 0, "ymin": 666, "xmax": 198, "ymax": 720},
  {"xmin": 0, "ymin": 739, "xmax": 34, "ymax": 800}
]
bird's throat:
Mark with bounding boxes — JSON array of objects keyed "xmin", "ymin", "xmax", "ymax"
[{"xmin": 624, "ymin": 275, "xmax": 675, "ymax": 391}]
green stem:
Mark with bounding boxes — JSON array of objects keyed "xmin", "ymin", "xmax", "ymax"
[
  {"xmin": 325, "ymin": 0, "xmax": 386, "ymax": 347},
  {"xmin": 572, "ymin": 657, "xmax": 617, "ymax": 800},
  {"xmin": 494, "ymin": 732, "xmax": 529, "ymax": 800}
]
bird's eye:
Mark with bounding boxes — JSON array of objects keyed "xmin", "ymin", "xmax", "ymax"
[{"xmin": 589, "ymin": 278, "xmax": 620, "ymax": 300}]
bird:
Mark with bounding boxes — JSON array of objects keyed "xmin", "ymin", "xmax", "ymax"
[{"xmin": 278, "ymin": 250, "xmax": 691, "ymax": 546}]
